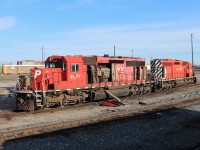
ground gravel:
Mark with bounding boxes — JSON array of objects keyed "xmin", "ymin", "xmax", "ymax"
[
  {"xmin": 2, "ymin": 104, "xmax": 200, "ymax": 150},
  {"xmin": 0, "ymin": 73, "xmax": 200, "ymax": 150},
  {"xmin": 0, "ymin": 77, "xmax": 200, "ymax": 134}
]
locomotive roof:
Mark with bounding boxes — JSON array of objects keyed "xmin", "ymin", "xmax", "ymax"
[
  {"xmin": 47, "ymin": 55, "xmax": 145, "ymax": 62},
  {"xmin": 151, "ymin": 58, "xmax": 190, "ymax": 63}
]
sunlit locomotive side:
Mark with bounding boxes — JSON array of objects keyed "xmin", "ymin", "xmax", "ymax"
[
  {"xmin": 151, "ymin": 59, "xmax": 197, "ymax": 91},
  {"xmin": 15, "ymin": 55, "xmax": 149, "ymax": 111}
]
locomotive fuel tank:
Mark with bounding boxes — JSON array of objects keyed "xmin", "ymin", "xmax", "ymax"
[
  {"xmin": 105, "ymin": 85, "xmax": 130, "ymax": 97},
  {"xmin": 91, "ymin": 91, "xmax": 107, "ymax": 101}
]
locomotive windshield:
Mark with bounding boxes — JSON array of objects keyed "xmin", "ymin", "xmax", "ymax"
[{"xmin": 45, "ymin": 59, "xmax": 66, "ymax": 71}]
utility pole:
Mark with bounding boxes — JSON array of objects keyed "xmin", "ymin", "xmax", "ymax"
[
  {"xmin": 191, "ymin": 33, "xmax": 194, "ymax": 75},
  {"xmin": 42, "ymin": 46, "xmax": 43, "ymax": 63},
  {"xmin": 114, "ymin": 45, "xmax": 115, "ymax": 57},
  {"xmin": 131, "ymin": 49, "xmax": 134, "ymax": 57}
]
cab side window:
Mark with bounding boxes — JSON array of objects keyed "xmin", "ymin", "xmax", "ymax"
[{"xmin": 70, "ymin": 64, "xmax": 79, "ymax": 72}]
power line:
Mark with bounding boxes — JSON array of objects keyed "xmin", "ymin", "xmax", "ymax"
[{"xmin": 0, "ymin": 45, "xmax": 40, "ymax": 50}]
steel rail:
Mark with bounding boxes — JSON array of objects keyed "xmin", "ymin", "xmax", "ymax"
[
  {"xmin": 1, "ymin": 82, "xmax": 200, "ymax": 118},
  {"xmin": 1, "ymin": 95, "xmax": 200, "ymax": 144}
]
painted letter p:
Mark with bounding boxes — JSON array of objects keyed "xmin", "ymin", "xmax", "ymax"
[{"xmin": 34, "ymin": 70, "xmax": 42, "ymax": 78}]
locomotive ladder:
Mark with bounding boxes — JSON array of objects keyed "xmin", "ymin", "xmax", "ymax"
[{"xmin": 35, "ymin": 92, "xmax": 43, "ymax": 107}]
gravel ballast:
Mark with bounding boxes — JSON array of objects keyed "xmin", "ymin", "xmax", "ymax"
[
  {"xmin": 2, "ymin": 103, "xmax": 200, "ymax": 150},
  {"xmin": 0, "ymin": 74, "xmax": 200, "ymax": 149}
]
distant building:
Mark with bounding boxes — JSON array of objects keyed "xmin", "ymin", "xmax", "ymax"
[
  {"xmin": 17, "ymin": 60, "xmax": 43, "ymax": 65},
  {"xmin": 195, "ymin": 65, "xmax": 200, "ymax": 70},
  {"xmin": 145, "ymin": 64, "xmax": 150, "ymax": 71}
]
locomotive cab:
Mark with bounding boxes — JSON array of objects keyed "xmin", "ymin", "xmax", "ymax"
[{"xmin": 45, "ymin": 56, "xmax": 67, "ymax": 81}]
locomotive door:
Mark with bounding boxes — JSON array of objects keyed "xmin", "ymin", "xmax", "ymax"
[
  {"xmin": 62, "ymin": 62, "xmax": 67, "ymax": 81},
  {"xmin": 136, "ymin": 67, "xmax": 140, "ymax": 80},
  {"xmin": 142, "ymin": 66, "xmax": 147, "ymax": 80},
  {"xmin": 133, "ymin": 67, "xmax": 136, "ymax": 81},
  {"xmin": 112, "ymin": 63, "xmax": 125, "ymax": 81},
  {"xmin": 111, "ymin": 63, "xmax": 116, "ymax": 81},
  {"xmin": 87, "ymin": 65, "xmax": 97, "ymax": 84},
  {"xmin": 186, "ymin": 63, "xmax": 190, "ymax": 77},
  {"xmin": 133, "ymin": 66, "xmax": 140, "ymax": 81}
]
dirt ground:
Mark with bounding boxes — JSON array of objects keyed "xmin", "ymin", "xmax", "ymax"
[
  {"xmin": 0, "ymin": 71, "xmax": 200, "ymax": 110},
  {"xmin": 0, "ymin": 72, "xmax": 200, "ymax": 149},
  {"xmin": 3, "ymin": 105, "xmax": 200, "ymax": 150},
  {"xmin": 0, "ymin": 75, "xmax": 16, "ymax": 111},
  {"xmin": 0, "ymin": 73, "xmax": 200, "ymax": 133}
]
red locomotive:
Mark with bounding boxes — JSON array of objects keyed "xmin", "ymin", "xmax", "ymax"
[
  {"xmin": 151, "ymin": 59, "xmax": 196, "ymax": 90},
  {"xmin": 15, "ymin": 55, "xmax": 197, "ymax": 111}
]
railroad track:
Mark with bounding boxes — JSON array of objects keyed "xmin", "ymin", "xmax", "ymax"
[
  {"xmin": 1, "ymin": 82, "xmax": 200, "ymax": 118},
  {"xmin": 1, "ymin": 95, "xmax": 200, "ymax": 144}
]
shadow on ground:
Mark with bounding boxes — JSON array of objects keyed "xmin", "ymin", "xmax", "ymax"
[
  {"xmin": 1, "ymin": 106, "xmax": 200, "ymax": 150},
  {"xmin": 0, "ymin": 86, "xmax": 16, "ymax": 111}
]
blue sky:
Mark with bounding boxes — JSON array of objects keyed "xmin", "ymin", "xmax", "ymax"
[{"xmin": 0, "ymin": 0, "xmax": 200, "ymax": 65}]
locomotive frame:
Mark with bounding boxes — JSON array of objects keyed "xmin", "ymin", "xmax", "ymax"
[{"xmin": 15, "ymin": 55, "xmax": 197, "ymax": 111}]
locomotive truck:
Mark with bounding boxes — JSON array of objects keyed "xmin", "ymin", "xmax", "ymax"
[{"xmin": 15, "ymin": 55, "xmax": 197, "ymax": 111}]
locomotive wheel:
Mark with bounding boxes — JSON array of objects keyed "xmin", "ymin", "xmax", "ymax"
[
  {"xmin": 130, "ymin": 85, "xmax": 141, "ymax": 95},
  {"xmin": 27, "ymin": 99, "xmax": 35, "ymax": 111},
  {"xmin": 146, "ymin": 85, "xmax": 151, "ymax": 93},
  {"xmin": 166, "ymin": 84, "xmax": 170, "ymax": 90},
  {"xmin": 142, "ymin": 85, "xmax": 147, "ymax": 94},
  {"xmin": 130, "ymin": 87, "xmax": 137, "ymax": 96},
  {"xmin": 172, "ymin": 82, "xmax": 177, "ymax": 88},
  {"xmin": 160, "ymin": 84, "xmax": 165, "ymax": 91},
  {"xmin": 186, "ymin": 79, "xmax": 189, "ymax": 85},
  {"xmin": 62, "ymin": 99, "xmax": 69, "ymax": 106},
  {"xmin": 138, "ymin": 85, "xmax": 143, "ymax": 95},
  {"xmin": 168, "ymin": 83, "xmax": 172, "ymax": 89},
  {"xmin": 193, "ymin": 77, "xmax": 197, "ymax": 84}
]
